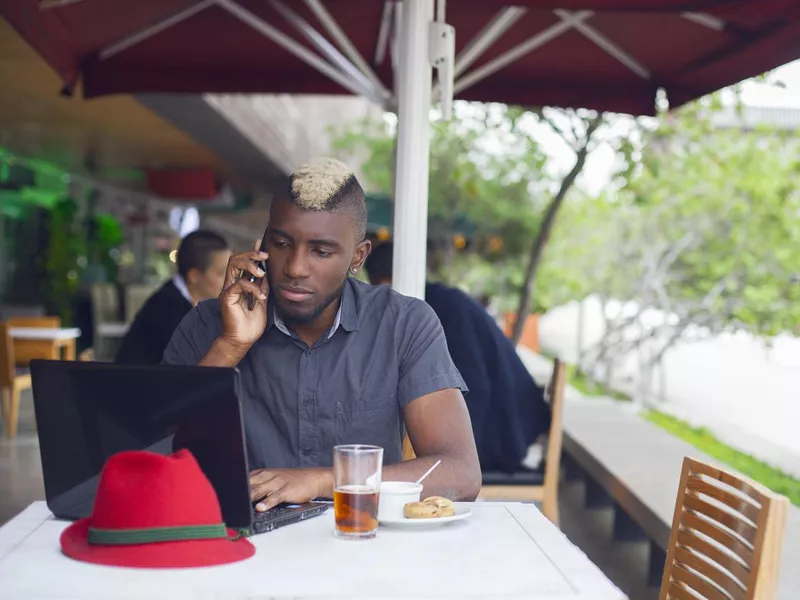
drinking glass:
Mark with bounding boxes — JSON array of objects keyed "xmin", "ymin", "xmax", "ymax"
[{"xmin": 333, "ymin": 444, "xmax": 383, "ymax": 539}]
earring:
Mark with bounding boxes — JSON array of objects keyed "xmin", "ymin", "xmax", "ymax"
[{"xmin": 351, "ymin": 267, "xmax": 358, "ymax": 275}]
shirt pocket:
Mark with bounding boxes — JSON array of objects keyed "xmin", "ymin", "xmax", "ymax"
[{"xmin": 335, "ymin": 394, "xmax": 399, "ymax": 450}]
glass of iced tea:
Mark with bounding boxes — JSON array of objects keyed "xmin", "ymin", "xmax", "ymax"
[{"xmin": 333, "ymin": 444, "xmax": 383, "ymax": 539}]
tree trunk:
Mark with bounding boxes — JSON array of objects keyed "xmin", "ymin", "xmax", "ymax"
[{"xmin": 511, "ymin": 116, "xmax": 602, "ymax": 345}]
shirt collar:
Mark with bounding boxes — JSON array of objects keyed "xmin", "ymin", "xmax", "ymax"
[
  {"xmin": 269, "ymin": 278, "xmax": 360, "ymax": 340},
  {"xmin": 172, "ymin": 275, "xmax": 193, "ymax": 305}
]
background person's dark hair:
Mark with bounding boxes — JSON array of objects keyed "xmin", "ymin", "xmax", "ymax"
[
  {"xmin": 176, "ymin": 230, "xmax": 229, "ymax": 278},
  {"xmin": 364, "ymin": 242, "xmax": 394, "ymax": 283}
]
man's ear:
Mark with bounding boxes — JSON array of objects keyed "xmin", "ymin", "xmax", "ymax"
[
  {"xmin": 352, "ymin": 239, "xmax": 372, "ymax": 273},
  {"xmin": 184, "ymin": 267, "xmax": 200, "ymax": 286}
]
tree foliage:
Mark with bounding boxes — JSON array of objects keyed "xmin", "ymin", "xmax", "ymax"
[
  {"xmin": 330, "ymin": 93, "xmax": 800, "ymax": 352},
  {"xmin": 330, "ymin": 102, "xmax": 551, "ymax": 260},
  {"xmin": 561, "ymin": 96, "xmax": 800, "ymax": 392}
]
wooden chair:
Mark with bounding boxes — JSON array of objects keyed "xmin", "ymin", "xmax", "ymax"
[
  {"xmin": 6, "ymin": 316, "xmax": 61, "ymax": 328},
  {"xmin": 0, "ymin": 322, "xmax": 33, "ymax": 439},
  {"xmin": 659, "ymin": 456, "xmax": 789, "ymax": 600},
  {"xmin": 402, "ymin": 432, "xmax": 416, "ymax": 461},
  {"xmin": 477, "ymin": 359, "xmax": 567, "ymax": 526}
]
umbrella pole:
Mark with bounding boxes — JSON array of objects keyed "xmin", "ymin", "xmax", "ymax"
[{"xmin": 391, "ymin": 0, "xmax": 434, "ymax": 300}]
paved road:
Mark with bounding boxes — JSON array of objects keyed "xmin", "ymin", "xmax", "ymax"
[{"xmin": 536, "ymin": 297, "xmax": 800, "ymax": 478}]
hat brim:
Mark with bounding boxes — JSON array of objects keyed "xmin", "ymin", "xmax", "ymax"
[{"xmin": 60, "ymin": 518, "xmax": 255, "ymax": 568}]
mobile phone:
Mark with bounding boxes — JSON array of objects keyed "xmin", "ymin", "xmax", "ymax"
[{"xmin": 245, "ymin": 227, "xmax": 270, "ymax": 311}]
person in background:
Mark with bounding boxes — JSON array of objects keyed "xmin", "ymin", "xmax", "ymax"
[
  {"xmin": 115, "ymin": 230, "xmax": 231, "ymax": 365},
  {"xmin": 364, "ymin": 242, "xmax": 551, "ymax": 474}
]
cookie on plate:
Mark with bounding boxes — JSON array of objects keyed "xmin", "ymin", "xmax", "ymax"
[{"xmin": 403, "ymin": 496, "xmax": 456, "ymax": 519}]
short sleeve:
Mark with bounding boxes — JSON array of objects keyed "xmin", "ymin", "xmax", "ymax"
[
  {"xmin": 161, "ymin": 300, "xmax": 222, "ymax": 366},
  {"xmin": 396, "ymin": 299, "xmax": 468, "ymax": 407}
]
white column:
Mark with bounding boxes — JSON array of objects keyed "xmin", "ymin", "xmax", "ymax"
[{"xmin": 392, "ymin": 0, "xmax": 433, "ymax": 300}]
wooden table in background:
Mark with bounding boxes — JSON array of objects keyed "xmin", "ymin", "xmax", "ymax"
[{"xmin": 10, "ymin": 328, "xmax": 81, "ymax": 365}]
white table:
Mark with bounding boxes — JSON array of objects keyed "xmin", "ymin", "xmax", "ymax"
[
  {"xmin": 0, "ymin": 501, "xmax": 626, "ymax": 600},
  {"xmin": 97, "ymin": 322, "xmax": 128, "ymax": 337},
  {"xmin": 9, "ymin": 328, "xmax": 81, "ymax": 363},
  {"xmin": 9, "ymin": 327, "xmax": 81, "ymax": 341}
]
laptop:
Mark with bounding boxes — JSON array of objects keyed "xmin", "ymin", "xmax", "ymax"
[{"xmin": 29, "ymin": 360, "xmax": 328, "ymax": 535}]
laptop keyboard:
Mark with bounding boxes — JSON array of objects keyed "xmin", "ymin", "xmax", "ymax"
[{"xmin": 254, "ymin": 505, "xmax": 296, "ymax": 521}]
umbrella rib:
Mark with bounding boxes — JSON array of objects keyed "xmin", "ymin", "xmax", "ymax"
[
  {"xmin": 216, "ymin": 0, "xmax": 379, "ymax": 104},
  {"xmin": 38, "ymin": 0, "xmax": 86, "ymax": 8},
  {"xmin": 432, "ymin": 6, "xmax": 526, "ymax": 103},
  {"xmin": 681, "ymin": 12, "xmax": 725, "ymax": 32},
  {"xmin": 455, "ymin": 7, "xmax": 527, "ymax": 78},
  {"xmin": 302, "ymin": 0, "xmax": 391, "ymax": 99},
  {"xmin": 99, "ymin": 0, "xmax": 216, "ymax": 61},
  {"xmin": 391, "ymin": 2, "xmax": 403, "ymax": 87},
  {"xmin": 453, "ymin": 10, "xmax": 593, "ymax": 96},
  {"xmin": 267, "ymin": 0, "xmax": 387, "ymax": 104},
  {"xmin": 554, "ymin": 9, "xmax": 650, "ymax": 80},
  {"xmin": 374, "ymin": 1, "xmax": 394, "ymax": 66}
]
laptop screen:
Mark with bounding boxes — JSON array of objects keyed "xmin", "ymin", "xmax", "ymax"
[{"xmin": 29, "ymin": 360, "xmax": 253, "ymax": 531}]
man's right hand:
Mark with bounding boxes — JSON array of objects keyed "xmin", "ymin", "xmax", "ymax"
[{"xmin": 218, "ymin": 239, "xmax": 270, "ymax": 351}]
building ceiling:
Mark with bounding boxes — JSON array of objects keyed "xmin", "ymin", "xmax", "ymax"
[{"xmin": 0, "ymin": 17, "xmax": 226, "ymax": 180}]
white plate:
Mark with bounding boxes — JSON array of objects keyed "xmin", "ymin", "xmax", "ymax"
[{"xmin": 379, "ymin": 505, "xmax": 472, "ymax": 528}]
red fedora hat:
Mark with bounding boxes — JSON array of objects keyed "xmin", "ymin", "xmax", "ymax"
[{"xmin": 60, "ymin": 449, "xmax": 255, "ymax": 568}]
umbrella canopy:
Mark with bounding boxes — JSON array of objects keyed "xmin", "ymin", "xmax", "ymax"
[{"xmin": 2, "ymin": 0, "xmax": 798, "ymax": 116}]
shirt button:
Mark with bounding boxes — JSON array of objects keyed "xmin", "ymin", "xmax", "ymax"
[
  {"xmin": 302, "ymin": 448, "xmax": 312, "ymax": 456},
  {"xmin": 304, "ymin": 350, "xmax": 312, "ymax": 357}
]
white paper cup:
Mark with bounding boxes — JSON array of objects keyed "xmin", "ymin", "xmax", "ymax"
[{"xmin": 378, "ymin": 481, "xmax": 423, "ymax": 521}]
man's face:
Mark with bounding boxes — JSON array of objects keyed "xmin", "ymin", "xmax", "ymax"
[
  {"xmin": 265, "ymin": 200, "xmax": 369, "ymax": 324},
  {"xmin": 187, "ymin": 249, "xmax": 232, "ymax": 302}
]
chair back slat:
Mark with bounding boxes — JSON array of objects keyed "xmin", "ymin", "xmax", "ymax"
[
  {"xmin": 542, "ymin": 359, "xmax": 566, "ymax": 496},
  {"xmin": 682, "ymin": 494, "xmax": 758, "ymax": 546},
  {"xmin": 0, "ymin": 323, "xmax": 15, "ymax": 387},
  {"xmin": 402, "ymin": 431, "xmax": 416, "ymax": 461},
  {"xmin": 659, "ymin": 457, "xmax": 789, "ymax": 600}
]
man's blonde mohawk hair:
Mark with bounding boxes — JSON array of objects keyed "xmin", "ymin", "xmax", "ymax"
[{"xmin": 290, "ymin": 157, "xmax": 354, "ymax": 210}]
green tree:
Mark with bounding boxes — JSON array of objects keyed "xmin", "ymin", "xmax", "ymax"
[
  {"xmin": 330, "ymin": 103, "xmax": 610, "ymax": 322},
  {"xmin": 569, "ymin": 96, "xmax": 800, "ymax": 397},
  {"xmin": 330, "ymin": 103, "xmax": 550, "ymax": 262}
]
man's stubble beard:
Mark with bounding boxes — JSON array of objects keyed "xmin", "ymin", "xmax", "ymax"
[{"xmin": 273, "ymin": 275, "xmax": 348, "ymax": 327}]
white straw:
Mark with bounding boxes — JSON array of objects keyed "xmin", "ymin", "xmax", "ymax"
[{"xmin": 415, "ymin": 460, "xmax": 442, "ymax": 485}]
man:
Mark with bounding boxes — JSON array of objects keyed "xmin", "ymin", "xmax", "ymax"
[
  {"xmin": 364, "ymin": 242, "xmax": 551, "ymax": 474},
  {"xmin": 162, "ymin": 158, "xmax": 481, "ymax": 510},
  {"xmin": 115, "ymin": 230, "xmax": 231, "ymax": 365}
]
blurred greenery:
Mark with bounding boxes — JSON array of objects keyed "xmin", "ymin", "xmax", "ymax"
[
  {"xmin": 579, "ymin": 95, "xmax": 800, "ymax": 338},
  {"xmin": 330, "ymin": 102, "xmax": 575, "ymax": 313},
  {"xmin": 40, "ymin": 198, "xmax": 85, "ymax": 325},
  {"xmin": 330, "ymin": 91, "xmax": 800, "ymax": 340},
  {"xmin": 1, "ymin": 148, "xmax": 129, "ymax": 323}
]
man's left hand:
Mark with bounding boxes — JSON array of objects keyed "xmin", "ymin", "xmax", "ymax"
[{"xmin": 249, "ymin": 468, "xmax": 331, "ymax": 512}]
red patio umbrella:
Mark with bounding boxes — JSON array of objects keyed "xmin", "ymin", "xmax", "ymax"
[
  {"xmin": 3, "ymin": 0, "xmax": 799, "ymax": 299},
  {"xmin": 1, "ymin": 0, "xmax": 798, "ymax": 116}
]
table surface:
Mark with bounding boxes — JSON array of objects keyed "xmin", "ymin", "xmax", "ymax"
[
  {"xmin": 0, "ymin": 501, "xmax": 626, "ymax": 600},
  {"xmin": 97, "ymin": 322, "xmax": 128, "ymax": 337},
  {"xmin": 9, "ymin": 327, "xmax": 81, "ymax": 340}
]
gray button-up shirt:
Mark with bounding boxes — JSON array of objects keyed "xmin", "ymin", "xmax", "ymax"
[{"xmin": 162, "ymin": 278, "xmax": 467, "ymax": 468}]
